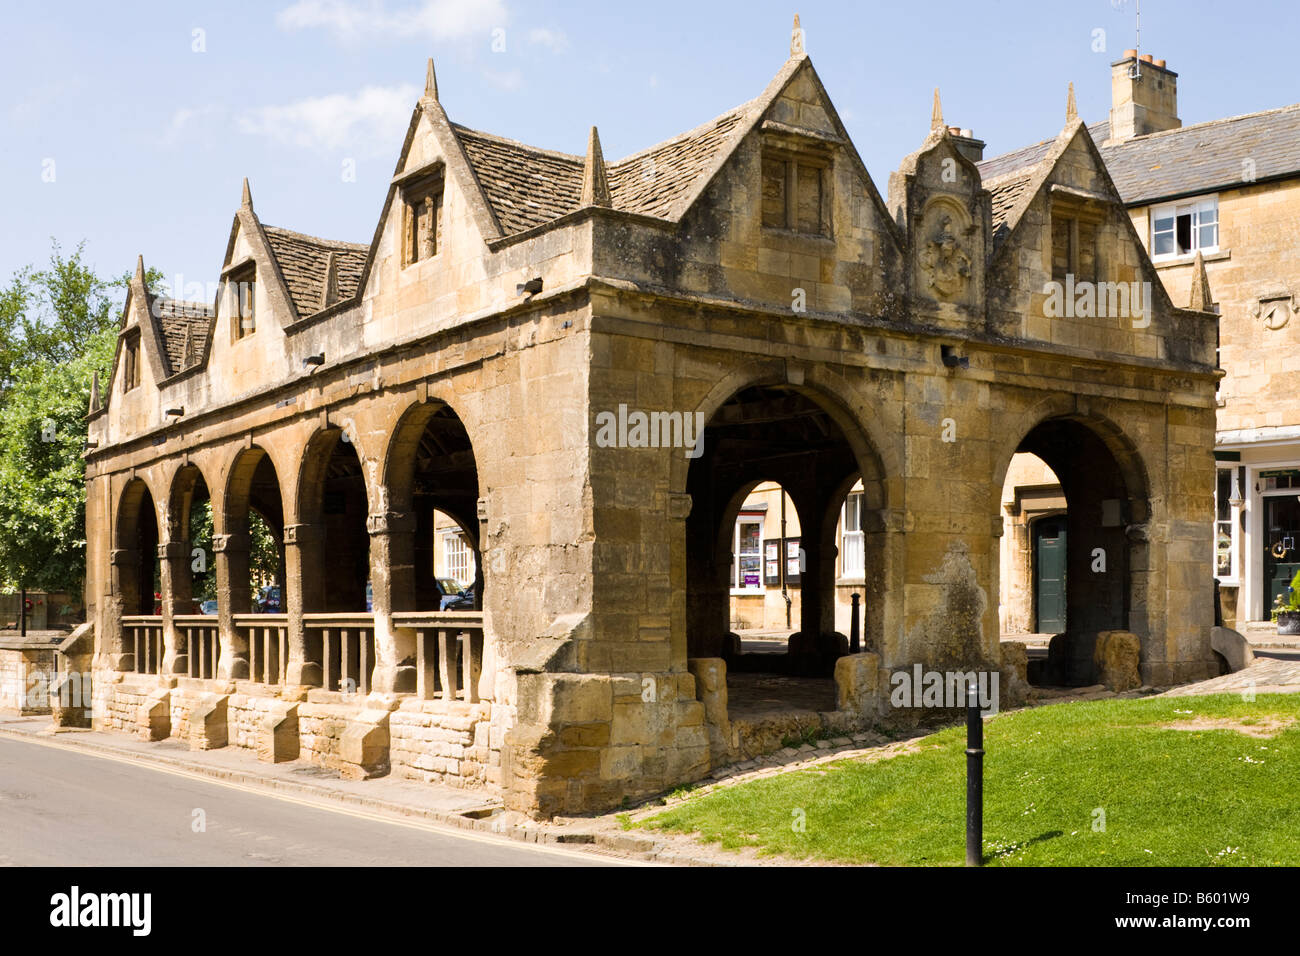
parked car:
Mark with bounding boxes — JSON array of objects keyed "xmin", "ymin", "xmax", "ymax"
[
  {"xmin": 255, "ymin": 585, "xmax": 282, "ymax": 613},
  {"xmin": 199, "ymin": 599, "xmax": 218, "ymax": 616},
  {"xmin": 436, "ymin": 578, "xmax": 474, "ymax": 611}
]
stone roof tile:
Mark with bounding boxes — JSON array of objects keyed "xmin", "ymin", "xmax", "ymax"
[
  {"xmin": 261, "ymin": 225, "xmax": 368, "ymax": 319},
  {"xmin": 151, "ymin": 298, "xmax": 214, "ymax": 376}
]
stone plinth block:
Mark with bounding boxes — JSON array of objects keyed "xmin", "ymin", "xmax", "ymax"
[
  {"xmin": 835, "ymin": 652, "xmax": 884, "ymax": 715},
  {"xmin": 1093, "ymin": 631, "xmax": 1141, "ymax": 691},
  {"xmin": 687, "ymin": 658, "xmax": 730, "ymax": 762},
  {"xmin": 998, "ymin": 641, "xmax": 1030, "ymax": 708},
  {"xmin": 189, "ymin": 694, "xmax": 229, "ymax": 750},
  {"xmin": 337, "ymin": 709, "xmax": 391, "ymax": 780},
  {"xmin": 50, "ymin": 675, "xmax": 92, "ymax": 728},
  {"xmin": 258, "ymin": 701, "xmax": 300, "ymax": 763},
  {"xmin": 137, "ymin": 690, "xmax": 171, "ymax": 741}
]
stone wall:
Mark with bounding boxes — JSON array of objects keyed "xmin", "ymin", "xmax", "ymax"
[{"xmin": 390, "ymin": 699, "xmax": 493, "ymax": 787}]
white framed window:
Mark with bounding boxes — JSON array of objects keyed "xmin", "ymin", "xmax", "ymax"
[
  {"xmin": 1214, "ymin": 465, "xmax": 1241, "ymax": 584},
  {"xmin": 730, "ymin": 516, "xmax": 764, "ymax": 593},
  {"xmin": 1151, "ymin": 196, "xmax": 1218, "ymax": 260},
  {"xmin": 440, "ymin": 528, "xmax": 471, "ymax": 589},
  {"xmin": 840, "ymin": 492, "xmax": 865, "ymax": 578}
]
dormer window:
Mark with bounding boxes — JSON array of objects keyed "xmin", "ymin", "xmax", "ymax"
[
  {"xmin": 761, "ymin": 148, "xmax": 828, "ymax": 236},
  {"xmin": 1050, "ymin": 198, "xmax": 1101, "ymax": 284},
  {"xmin": 227, "ymin": 264, "xmax": 256, "ymax": 341},
  {"xmin": 122, "ymin": 332, "xmax": 140, "ymax": 391},
  {"xmin": 402, "ymin": 169, "xmax": 443, "ymax": 266}
]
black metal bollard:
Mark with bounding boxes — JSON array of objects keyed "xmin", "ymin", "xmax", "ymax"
[
  {"xmin": 965, "ymin": 680, "xmax": 984, "ymax": 866},
  {"xmin": 849, "ymin": 593, "xmax": 861, "ymax": 654}
]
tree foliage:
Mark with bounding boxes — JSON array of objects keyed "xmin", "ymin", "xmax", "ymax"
[{"xmin": 0, "ymin": 242, "xmax": 145, "ymax": 594}]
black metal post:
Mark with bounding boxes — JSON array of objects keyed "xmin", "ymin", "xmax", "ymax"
[
  {"xmin": 965, "ymin": 680, "xmax": 983, "ymax": 866},
  {"xmin": 849, "ymin": 592, "xmax": 860, "ymax": 654}
]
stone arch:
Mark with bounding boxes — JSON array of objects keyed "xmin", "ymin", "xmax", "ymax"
[
  {"xmin": 114, "ymin": 476, "xmax": 161, "ymax": 617},
  {"xmin": 220, "ymin": 444, "xmax": 287, "ymax": 620},
  {"xmin": 990, "ymin": 399, "xmax": 1155, "ymax": 685},
  {"xmin": 380, "ymin": 398, "xmax": 483, "ymax": 612},
  {"xmin": 295, "ymin": 426, "xmax": 372, "ymax": 613},
  {"xmin": 681, "ymin": 370, "xmax": 894, "ymax": 676}
]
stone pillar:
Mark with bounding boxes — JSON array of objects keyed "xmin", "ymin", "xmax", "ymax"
[
  {"xmin": 158, "ymin": 540, "xmax": 191, "ymax": 675},
  {"xmin": 213, "ymin": 531, "xmax": 250, "ymax": 680},
  {"xmin": 284, "ymin": 522, "xmax": 322, "ymax": 687},
  {"xmin": 107, "ymin": 548, "xmax": 136, "ymax": 671},
  {"xmin": 367, "ymin": 511, "xmax": 415, "ymax": 694}
]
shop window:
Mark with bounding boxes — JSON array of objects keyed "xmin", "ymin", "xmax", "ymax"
[{"xmin": 730, "ymin": 516, "xmax": 764, "ymax": 592}]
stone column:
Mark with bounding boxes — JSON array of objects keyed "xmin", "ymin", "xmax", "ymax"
[
  {"xmin": 157, "ymin": 540, "xmax": 192, "ymax": 676},
  {"xmin": 213, "ymin": 531, "xmax": 250, "ymax": 680},
  {"xmin": 107, "ymin": 548, "xmax": 137, "ymax": 671},
  {"xmin": 283, "ymin": 522, "xmax": 322, "ymax": 687},
  {"xmin": 367, "ymin": 510, "xmax": 415, "ymax": 694}
]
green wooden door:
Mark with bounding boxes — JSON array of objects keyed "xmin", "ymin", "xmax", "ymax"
[{"xmin": 1035, "ymin": 517, "xmax": 1067, "ymax": 634}]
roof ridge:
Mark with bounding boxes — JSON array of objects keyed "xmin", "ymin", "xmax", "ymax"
[
  {"xmin": 1103, "ymin": 101, "xmax": 1300, "ymax": 147},
  {"xmin": 450, "ymin": 123, "xmax": 585, "ymax": 163},
  {"xmin": 260, "ymin": 223, "xmax": 369, "ymax": 250},
  {"xmin": 609, "ymin": 99, "xmax": 757, "ymax": 167}
]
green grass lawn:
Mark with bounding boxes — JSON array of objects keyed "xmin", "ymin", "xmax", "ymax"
[{"xmin": 636, "ymin": 693, "xmax": 1300, "ymax": 866}]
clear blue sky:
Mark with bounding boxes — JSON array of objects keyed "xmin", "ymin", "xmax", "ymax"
[{"xmin": 3, "ymin": 0, "xmax": 1297, "ymax": 297}]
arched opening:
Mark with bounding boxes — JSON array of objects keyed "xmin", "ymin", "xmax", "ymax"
[
  {"xmin": 384, "ymin": 402, "xmax": 482, "ymax": 613},
  {"xmin": 224, "ymin": 447, "xmax": 286, "ymax": 682},
  {"xmin": 169, "ymin": 464, "xmax": 219, "ymax": 677},
  {"xmin": 116, "ymin": 478, "xmax": 160, "ymax": 616},
  {"xmin": 995, "ymin": 416, "xmax": 1150, "ymax": 686},
  {"xmin": 685, "ymin": 384, "xmax": 882, "ymax": 719},
  {"xmin": 299, "ymin": 432, "xmax": 369, "ymax": 613},
  {"xmin": 115, "ymin": 478, "xmax": 161, "ymax": 673}
]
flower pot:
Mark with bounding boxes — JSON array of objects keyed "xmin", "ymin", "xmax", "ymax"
[{"xmin": 1277, "ymin": 610, "xmax": 1300, "ymax": 635}]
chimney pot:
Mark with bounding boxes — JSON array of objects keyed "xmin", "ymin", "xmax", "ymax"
[
  {"xmin": 1154, "ymin": 58, "xmax": 1166, "ymax": 68},
  {"xmin": 1140, "ymin": 53, "xmax": 1154, "ymax": 63},
  {"xmin": 1123, "ymin": 48, "xmax": 1137, "ymax": 58},
  {"xmin": 947, "ymin": 125, "xmax": 961, "ymax": 135}
]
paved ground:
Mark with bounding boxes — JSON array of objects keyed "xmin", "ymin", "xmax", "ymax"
[{"xmin": 0, "ymin": 733, "xmax": 620, "ymax": 866}]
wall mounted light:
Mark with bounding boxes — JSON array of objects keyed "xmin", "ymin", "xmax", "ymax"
[
  {"xmin": 164, "ymin": 407, "xmax": 185, "ymax": 418},
  {"xmin": 303, "ymin": 353, "xmax": 325, "ymax": 368},
  {"xmin": 516, "ymin": 277, "xmax": 543, "ymax": 297}
]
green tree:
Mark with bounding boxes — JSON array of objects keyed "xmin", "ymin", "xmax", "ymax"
[{"xmin": 0, "ymin": 241, "xmax": 154, "ymax": 607}]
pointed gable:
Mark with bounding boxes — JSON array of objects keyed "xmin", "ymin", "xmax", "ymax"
[{"xmin": 260, "ymin": 226, "xmax": 367, "ymax": 319}]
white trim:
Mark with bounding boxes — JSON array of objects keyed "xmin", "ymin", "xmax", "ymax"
[{"xmin": 1149, "ymin": 194, "xmax": 1219, "ymax": 262}]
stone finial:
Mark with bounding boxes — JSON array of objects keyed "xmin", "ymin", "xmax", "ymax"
[
  {"xmin": 89, "ymin": 370, "xmax": 101, "ymax": 414},
  {"xmin": 580, "ymin": 125, "xmax": 611, "ymax": 207},
  {"xmin": 424, "ymin": 57, "xmax": 439, "ymax": 101},
  {"xmin": 241, "ymin": 177, "xmax": 253, "ymax": 210},
  {"xmin": 133, "ymin": 254, "xmax": 145, "ymax": 284},
  {"xmin": 931, "ymin": 88, "xmax": 944, "ymax": 132},
  {"xmin": 1189, "ymin": 250, "xmax": 1214, "ymax": 311},
  {"xmin": 1066, "ymin": 82, "xmax": 1078, "ymax": 123},
  {"xmin": 790, "ymin": 14, "xmax": 805, "ymax": 57},
  {"xmin": 320, "ymin": 251, "xmax": 340, "ymax": 309}
]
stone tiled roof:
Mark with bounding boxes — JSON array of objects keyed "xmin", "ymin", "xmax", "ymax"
[
  {"xmin": 979, "ymin": 104, "xmax": 1300, "ymax": 210},
  {"xmin": 607, "ymin": 105, "xmax": 751, "ymax": 219},
  {"xmin": 261, "ymin": 225, "xmax": 368, "ymax": 318},
  {"xmin": 1099, "ymin": 105, "xmax": 1300, "ymax": 203},
  {"xmin": 986, "ymin": 173, "xmax": 1034, "ymax": 244},
  {"xmin": 453, "ymin": 126, "xmax": 583, "ymax": 235},
  {"xmin": 450, "ymin": 100, "xmax": 755, "ymax": 237},
  {"xmin": 152, "ymin": 297, "xmax": 214, "ymax": 376}
]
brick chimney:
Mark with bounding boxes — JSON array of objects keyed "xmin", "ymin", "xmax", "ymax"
[{"xmin": 1105, "ymin": 50, "xmax": 1180, "ymax": 144}]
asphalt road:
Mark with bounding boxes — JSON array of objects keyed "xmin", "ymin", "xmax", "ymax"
[{"xmin": 0, "ymin": 736, "xmax": 615, "ymax": 867}]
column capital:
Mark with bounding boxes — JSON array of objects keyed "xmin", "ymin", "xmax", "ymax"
[
  {"xmin": 212, "ymin": 531, "xmax": 250, "ymax": 553},
  {"xmin": 109, "ymin": 548, "xmax": 136, "ymax": 566},
  {"xmin": 667, "ymin": 493, "xmax": 693, "ymax": 520},
  {"xmin": 366, "ymin": 511, "xmax": 415, "ymax": 535},
  {"xmin": 157, "ymin": 541, "xmax": 188, "ymax": 560},
  {"xmin": 283, "ymin": 523, "xmax": 321, "ymax": 545}
]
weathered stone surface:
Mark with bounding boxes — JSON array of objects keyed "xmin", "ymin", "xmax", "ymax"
[
  {"xmin": 188, "ymin": 694, "xmax": 229, "ymax": 750},
  {"xmin": 257, "ymin": 700, "xmax": 300, "ymax": 763},
  {"xmin": 137, "ymin": 690, "xmax": 171, "ymax": 741},
  {"xmin": 834, "ymin": 652, "xmax": 883, "ymax": 715},
  {"xmin": 1093, "ymin": 630, "xmax": 1142, "ymax": 691},
  {"xmin": 1210, "ymin": 626, "xmax": 1255, "ymax": 673}
]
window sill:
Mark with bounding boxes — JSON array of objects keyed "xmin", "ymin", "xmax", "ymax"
[
  {"xmin": 730, "ymin": 589, "xmax": 765, "ymax": 597},
  {"xmin": 835, "ymin": 576, "xmax": 866, "ymax": 586},
  {"xmin": 1152, "ymin": 248, "xmax": 1230, "ymax": 269},
  {"xmin": 760, "ymin": 227, "xmax": 834, "ymax": 243}
]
